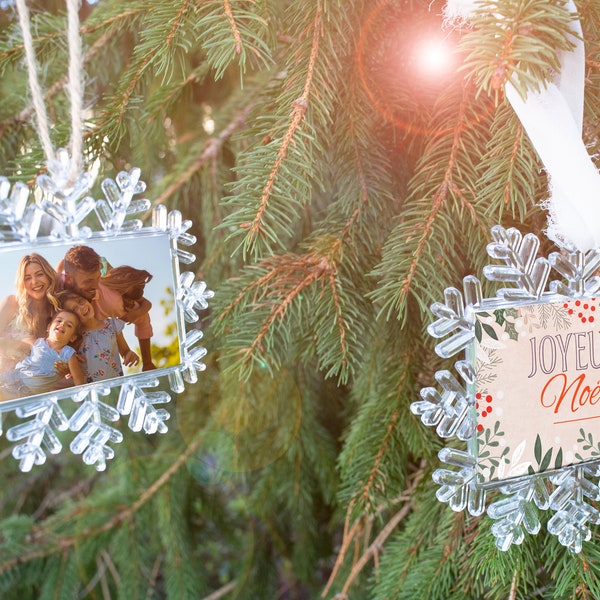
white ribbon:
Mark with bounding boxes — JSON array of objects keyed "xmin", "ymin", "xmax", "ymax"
[{"xmin": 445, "ymin": 0, "xmax": 600, "ymax": 252}]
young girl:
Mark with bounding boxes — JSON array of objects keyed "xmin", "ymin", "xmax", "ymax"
[
  {"xmin": 58, "ymin": 291, "xmax": 140, "ymax": 383},
  {"xmin": 95, "ymin": 266, "xmax": 156, "ymax": 371},
  {"xmin": 0, "ymin": 310, "xmax": 84, "ymax": 401}
]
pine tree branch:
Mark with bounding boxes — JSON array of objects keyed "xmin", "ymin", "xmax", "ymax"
[
  {"xmin": 166, "ymin": 0, "xmax": 192, "ymax": 49},
  {"xmin": 154, "ymin": 102, "xmax": 253, "ymax": 206},
  {"xmin": 503, "ymin": 122, "xmax": 524, "ymax": 205},
  {"xmin": 398, "ymin": 93, "xmax": 470, "ymax": 310},
  {"xmin": 146, "ymin": 552, "xmax": 164, "ymax": 598},
  {"xmin": 222, "ymin": 0, "xmax": 243, "ymax": 55},
  {"xmin": 359, "ymin": 409, "xmax": 400, "ymax": 509},
  {"xmin": 337, "ymin": 119, "xmax": 372, "ymax": 241},
  {"xmin": 338, "ymin": 501, "xmax": 411, "ymax": 597},
  {"xmin": 0, "ymin": 24, "xmax": 119, "ymax": 137},
  {"xmin": 321, "ymin": 501, "xmax": 362, "ymax": 598},
  {"xmin": 217, "ymin": 247, "xmax": 351, "ymax": 379},
  {"xmin": 244, "ymin": 259, "xmax": 325, "ymax": 367},
  {"xmin": 201, "ymin": 580, "xmax": 237, "ymax": 600},
  {"xmin": 95, "ymin": 1, "xmax": 196, "ymax": 137},
  {"xmin": 240, "ymin": 9, "xmax": 322, "ymax": 255},
  {"xmin": 327, "ymin": 269, "xmax": 348, "ymax": 367},
  {"xmin": 0, "ymin": 7, "xmax": 145, "ymax": 69},
  {"xmin": 509, "ymin": 569, "xmax": 518, "ymax": 600},
  {"xmin": 0, "ymin": 434, "xmax": 204, "ymax": 575},
  {"xmin": 323, "ymin": 464, "xmax": 425, "ymax": 597}
]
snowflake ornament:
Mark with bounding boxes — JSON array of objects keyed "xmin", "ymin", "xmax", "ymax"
[
  {"xmin": 412, "ymin": 225, "xmax": 600, "ymax": 553},
  {"xmin": 96, "ymin": 167, "xmax": 151, "ymax": 233},
  {"xmin": 0, "ymin": 160, "xmax": 212, "ymax": 472},
  {"xmin": 36, "ymin": 148, "xmax": 96, "ymax": 240}
]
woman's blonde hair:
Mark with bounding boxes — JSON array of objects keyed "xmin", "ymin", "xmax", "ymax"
[{"xmin": 15, "ymin": 253, "xmax": 60, "ymax": 338}]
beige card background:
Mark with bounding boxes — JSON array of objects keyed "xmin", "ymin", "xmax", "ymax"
[{"xmin": 472, "ymin": 298, "xmax": 600, "ymax": 483}]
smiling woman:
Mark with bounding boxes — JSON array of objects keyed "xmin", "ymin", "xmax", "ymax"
[{"xmin": 0, "ymin": 253, "xmax": 60, "ymax": 373}]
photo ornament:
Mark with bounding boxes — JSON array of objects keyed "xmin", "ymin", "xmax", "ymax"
[
  {"xmin": 412, "ymin": 225, "xmax": 600, "ymax": 553},
  {"xmin": 0, "ymin": 168, "xmax": 212, "ymax": 473},
  {"xmin": 0, "ymin": 233, "xmax": 179, "ymax": 404}
]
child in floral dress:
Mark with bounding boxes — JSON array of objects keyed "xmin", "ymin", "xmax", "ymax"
[{"xmin": 57, "ymin": 291, "xmax": 139, "ymax": 383}]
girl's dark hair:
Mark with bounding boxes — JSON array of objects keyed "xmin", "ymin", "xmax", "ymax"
[
  {"xmin": 56, "ymin": 289, "xmax": 86, "ymax": 310},
  {"xmin": 101, "ymin": 266, "xmax": 153, "ymax": 309}
]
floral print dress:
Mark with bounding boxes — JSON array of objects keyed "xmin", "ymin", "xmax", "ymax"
[{"xmin": 80, "ymin": 318, "xmax": 125, "ymax": 383}]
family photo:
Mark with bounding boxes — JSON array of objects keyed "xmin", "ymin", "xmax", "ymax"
[{"xmin": 0, "ymin": 234, "xmax": 180, "ymax": 402}]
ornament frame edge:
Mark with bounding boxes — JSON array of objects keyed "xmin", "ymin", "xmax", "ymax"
[
  {"xmin": 0, "ymin": 158, "xmax": 213, "ymax": 473},
  {"xmin": 411, "ymin": 224, "xmax": 600, "ymax": 553}
]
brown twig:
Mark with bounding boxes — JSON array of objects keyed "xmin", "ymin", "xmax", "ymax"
[
  {"xmin": 322, "ymin": 466, "xmax": 425, "ymax": 597},
  {"xmin": 245, "ymin": 9, "xmax": 322, "ymax": 249},
  {"xmin": 0, "ymin": 433, "xmax": 205, "ymax": 575},
  {"xmin": 153, "ymin": 103, "xmax": 252, "ymax": 206},
  {"xmin": 202, "ymin": 580, "xmax": 237, "ymax": 600},
  {"xmin": 222, "ymin": 0, "xmax": 243, "ymax": 54}
]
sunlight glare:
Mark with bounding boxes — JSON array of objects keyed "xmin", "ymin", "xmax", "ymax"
[{"xmin": 416, "ymin": 39, "xmax": 453, "ymax": 78}]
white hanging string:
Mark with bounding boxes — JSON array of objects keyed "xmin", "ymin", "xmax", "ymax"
[
  {"xmin": 66, "ymin": 0, "xmax": 83, "ymax": 180},
  {"xmin": 15, "ymin": 0, "xmax": 55, "ymax": 164},
  {"xmin": 444, "ymin": 0, "xmax": 600, "ymax": 253},
  {"xmin": 15, "ymin": 0, "xmax": 84, "ymax": 183}
]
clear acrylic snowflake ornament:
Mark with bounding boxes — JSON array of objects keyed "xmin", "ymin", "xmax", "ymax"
[
  {"xmin": 0, "ymin": 156, "xmax": 212, "ymax": 472},
  {"xmin": 412, "ymin": 225, "xmax": 600, "ymax": 553}
]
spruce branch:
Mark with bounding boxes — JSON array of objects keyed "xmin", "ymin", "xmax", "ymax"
[
  {"xmin": 237, "ymin": 10, "xmax": 321, "ymax": 259},
  {"xmin": 509, "ymin": 569, "xmax": 518, "ymax": 600},
  {"xmin": 372, "ymin": 85, "xmax": 475, "ymax": 324},
  {"xmin": 217, "ymin": 247, "xmax": 342, "ymax": 379},
  {"xmin": 323, "ymin": 465, "xmax": 425, "ymax": 598},
  {"xmin": 0, "ymin": 27, "xmax": 116, "ymax": 139},
  {"xmin": 358, "ymin": 409, "xmax": 400, "ymax": 512},
  {"xmin": 0, "ymin": 434, "xmax": 204, "ymax": 575},
  {"xmin": 476, "ymin": 101, "xmax": 544, "ymax": 224},
  {"xmin": 94, "ymin": 0, "xmax": 198, "ymax": 146},
  {"xmin": 222, "ymin": 0, "xmax": 243, "ymax": 55},
  {"xmin": 196, "ymin": 0, "xmax": 274, "ymax": 78},
  {"xmin": 503, "ymin": 122, "xmax": 524, "ymax": 206},
  {"xmin": 154, "ymin": 102, "xmax": 253, "ymax": 206},
  {"xmin": 461, "ymin": 0, "xmax": 577, "ymax": 98},
  {"xmin": 202, "ymin": 581, "xmax": 237, "ymax": 600},
  {"xmin": 0, "ymin": 7, "xmax": 145, "ymax": 158},
  {"xmin": 242, "ymin": 94, "xmax": 309, "ymax": 249},
  {"xmin": 399, "ymin": 135, "xmax": 463, "ymax": 311}
]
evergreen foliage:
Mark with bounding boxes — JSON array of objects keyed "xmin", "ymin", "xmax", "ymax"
[{"xmin": 0, "ymin": 0, "xmax": 599, "ymax": 598}]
